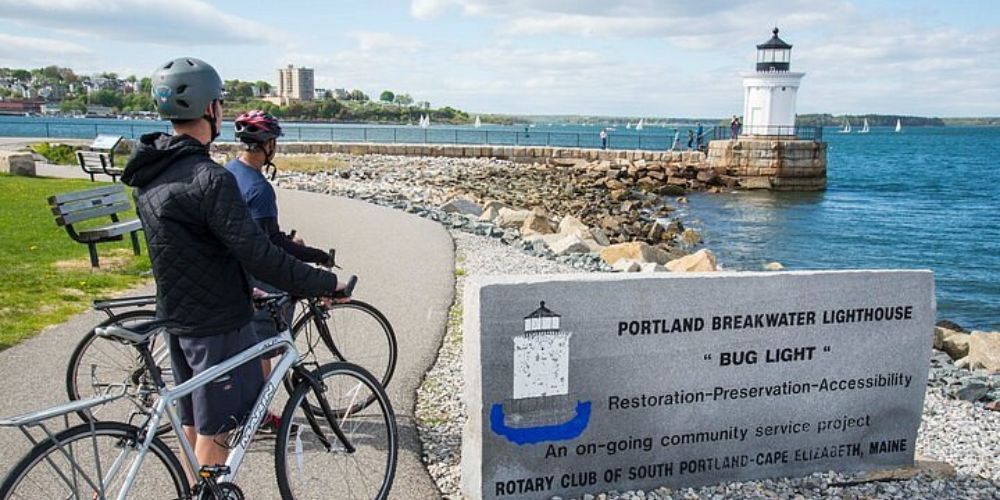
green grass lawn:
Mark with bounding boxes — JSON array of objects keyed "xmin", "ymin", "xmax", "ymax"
[{"xmin": 0, "ymin": 174, "xmax": 151, "ymax": 350}]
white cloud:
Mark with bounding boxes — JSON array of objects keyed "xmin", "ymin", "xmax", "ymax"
[
  {"xmin": 410, "ymin": 0, "xmax": 458, "ymax": 20},
  {"xmin": 0, "ymin": 0, "xmax": 286, "ymax": 45},
  {"xmin": 351, "ymin": 32, "xmax": 425, "ymax": 53},
  {"xmin": 0, "ymin": 32, "xmax": 92, "ymax": 66}
]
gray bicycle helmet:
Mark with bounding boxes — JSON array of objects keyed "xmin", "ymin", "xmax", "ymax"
[{"xmin": 150, "ymin": 57, "xmax": 224, "ymax": 120}]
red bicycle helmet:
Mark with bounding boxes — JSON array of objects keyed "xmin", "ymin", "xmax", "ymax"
[{"xmin": 234, "ymin": 110, "xmax": 283, "ymax": 144}]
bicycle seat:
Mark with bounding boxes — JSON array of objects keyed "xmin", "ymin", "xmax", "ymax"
[{"xmin": 95, "ymin": 319, "xmax": 174, "ymax": 344}]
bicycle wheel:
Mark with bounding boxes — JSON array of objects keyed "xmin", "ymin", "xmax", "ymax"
[
  {"xmin": 275, "ymin": 363, "xmax": 398, "ymax": 500},
  {"xmin": 0, "ymin": 421, "xmax": 189, "ymax": 500},
  {"xmin": 66, "ymin": 310, "xmax": 172, "ymax": 433},
  {"xmin": 291, "ymin": 300, "xmax": 397, "ymax": 391}
]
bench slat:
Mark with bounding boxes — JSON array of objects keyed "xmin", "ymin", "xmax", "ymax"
[
  {"xmin": 77, "ymin": 219, "xmax": 142, "ymax": 241},
  {"xmin": 51, "ymin": 192, "xmax": 130, "ymax": 216},
  {"xmin": 56, "ymin": 201, "xmax": 133, "ymax": 226},
  {"xmin": 48, "ymin": 184, "xmax": 124, "ymax": 205}
]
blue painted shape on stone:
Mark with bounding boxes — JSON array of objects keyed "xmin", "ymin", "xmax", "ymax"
[{"xmin": 490, "ymin": 401, "xmax": 592, "ymax": 445}]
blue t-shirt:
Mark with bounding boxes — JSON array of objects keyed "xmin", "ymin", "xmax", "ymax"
[{"xmin": 224, "ymin": 158, "xmax": 277, "ymax": 220}]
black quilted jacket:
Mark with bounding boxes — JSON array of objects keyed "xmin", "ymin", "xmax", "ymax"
[{"xmin": 122, "ymin": 133, "xmax": 337, "ymax": 337}]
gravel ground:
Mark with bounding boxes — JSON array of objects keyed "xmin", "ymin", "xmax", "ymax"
[{"xmin": 415, "ymin": 230, "xmax": 1000, "ymax": 500}]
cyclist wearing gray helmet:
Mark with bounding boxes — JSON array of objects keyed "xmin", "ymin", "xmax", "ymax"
[{"xmin": 122, "ymin": 57, "xmax": 350, "ymax": 481}]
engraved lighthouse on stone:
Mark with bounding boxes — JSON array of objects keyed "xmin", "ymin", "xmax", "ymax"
[
  {"xmin": 490, "ymin": 301, "xmax": 592, "ymax": 445},
  {"xmin": 513, "ymin": 302, "xmax": 570, "ymax": 399}
]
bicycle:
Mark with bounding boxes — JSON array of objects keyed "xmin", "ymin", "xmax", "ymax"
[
  {"xmin": 1, "ymin": 277, "xmax": 398, "ymax": 499},
  {"xmin": 66, "ymin": 255, "xmax": 397, "ymax": 431}
]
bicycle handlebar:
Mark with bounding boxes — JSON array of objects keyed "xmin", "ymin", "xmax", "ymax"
[{"xmin": 252, "ymin": 275, "xmax": 357, "ymax": 309}]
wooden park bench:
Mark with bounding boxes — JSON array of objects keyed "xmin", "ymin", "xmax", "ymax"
[
  {"xmin": 48, "ymin": 184, "xmax": 143, "ymax": 268},
  {"xmin": 76, "ymin": 135, "xmax": 125, "ymax": 182}
]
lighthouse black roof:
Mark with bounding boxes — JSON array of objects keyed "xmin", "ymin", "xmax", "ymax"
[
  {"xmin": 757, "ymin": 27, "xmax": 792, "ymax": 50},
  {"xmin": 524, "ymin": 301, "xmax": 560, "ymax": 320}
]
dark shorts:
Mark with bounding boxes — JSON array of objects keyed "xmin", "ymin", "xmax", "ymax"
[{"xmin": 168, "ymin": 323, "xmax": 264, "ymax": 436}]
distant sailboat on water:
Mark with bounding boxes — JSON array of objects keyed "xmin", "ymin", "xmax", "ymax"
[
  {"xmin": 626, "ymin": 121, "xmax": 632, "ymax": 129},
  {"xmin": 419, "ymin": 115, "xmax": 430, "ymax": 128},
  {"xmin": 840, "ymin": 119, "xmax": 852, "ymax": 133},
  {"xmin": 859, "ymin": 118, "xmax": 869, "ymax": 134},
  {"xmin": 474, "ymin": 116, "xmax": 481, "ymax": 128},
  {"xmin": 895, "ymin": 119, "xmax": 902, "ymax": 133},
  {"xmin": 635, "ymin": 118, "xmax": 644, "ymax": 131}
]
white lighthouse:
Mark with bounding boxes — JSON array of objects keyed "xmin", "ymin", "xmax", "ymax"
[
  {"xmin": 512, "ymin": 302, "xmax": 571, "ymax": 400},
  {"xmin": 741, "ymin": 28, "xmax": 804, "ymax": 136}
]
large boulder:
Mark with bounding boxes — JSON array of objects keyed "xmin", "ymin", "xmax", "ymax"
[
  {"xmin": 548, "ymin": 235, "xmax": 591, "ymax": 256},
  {"xmin": 600, "ymin": 242, "xmax": 670, "ymax": 266},
  {"xmin": 933, "ymin": 327, "xmax": 966, "ymax": 356},
  {"xmin": 558, "ymin": 215, "xmax": 591, "ymax": 239},
  {"xmin": 681, "ymin": 228, "xmax": 701, "ymax": 246},
  {"xmin": 521, "ymin": 212, "xmax": 555, "ymax": 236},
  {"xmin": 479, "ymin": 200, "xmax": 513, "ymax": 222},
  {"xmin": 0, "ymin": 152, "xmax": 35, "ymax": 176},
  {"xmin": 494, "ymin": 208, "xmax": 533, "ymax": 228},
  {"xmin": 940, "ymin": 330, "xmax": 971, "ymax": 360},
  {"xmin": 439, "ymin": 197, "xmax": 482, "ymax": 216},
  {"xmin": 612, "ymin": 259, "xmax": 641, "ymax": 273},
  {"xmin": 590, "ymin": 227, "xmax": 611, "ymax": 246},
  {"xmin": 665, "ymin": 249, "xmax": 718, "ymax": 272},
  {"xmin": 966, "ymin": 332, "xmax": 1000, "ymax": 373}
]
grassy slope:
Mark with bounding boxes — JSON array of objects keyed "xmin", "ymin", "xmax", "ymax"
[{"xmin": 0, "ymin": 174, "xmax": 151, "ymax": 350}]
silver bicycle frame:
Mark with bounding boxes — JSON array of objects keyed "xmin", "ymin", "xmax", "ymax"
[{"xmin": 114, "ymin": 328, "xmax": 302, "ymax": 500}]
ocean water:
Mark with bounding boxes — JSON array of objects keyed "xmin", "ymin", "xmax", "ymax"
[
  {"xmin": 2, "ymin": 117, "xmax": 995, "ymax": 329},
  {"xmin": 684, "ymin": 127, "xmax": 999, "ymax": 331}
]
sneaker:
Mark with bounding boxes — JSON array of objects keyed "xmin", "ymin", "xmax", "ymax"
[{"xmin": 257, "ymin": 412, "xmax": 281, "ymax": 434}]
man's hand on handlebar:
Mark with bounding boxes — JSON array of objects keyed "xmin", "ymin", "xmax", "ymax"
[{"xmin": 320, "ymin": 276, "xmax": 357, "ymax": 308}]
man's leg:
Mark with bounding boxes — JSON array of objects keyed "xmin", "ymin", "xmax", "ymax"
[{"xmin": 194, "ymin": 432, "xmax": 231, "ymax": 467}]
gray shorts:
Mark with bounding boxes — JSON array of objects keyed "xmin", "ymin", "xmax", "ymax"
[{"xmin": 168, "ymin": 323, "xmax": 264, "ymax": 436}]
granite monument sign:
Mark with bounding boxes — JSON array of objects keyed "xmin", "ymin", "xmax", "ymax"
[{"xmin": 462, "ymin": 270, "xmax": 934, "ymax": 499}]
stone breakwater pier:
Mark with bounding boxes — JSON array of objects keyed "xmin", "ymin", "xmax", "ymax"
[{"xmin": 213, "ymin": 138, "xmax": 828, "ymax": 192}]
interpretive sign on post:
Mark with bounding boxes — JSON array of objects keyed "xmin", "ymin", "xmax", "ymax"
[{"xmin": 462, "ymin": 271, "xmax": 934, "ymax": 499}]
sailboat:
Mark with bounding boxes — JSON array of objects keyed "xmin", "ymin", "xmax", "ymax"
[
  {"xmin": 635, "ymin": 119, "xmax": 644, "ymax": 131},
  {"xmin": 840, "ymin": 119, "xmax": 852, "ymax": 134},
  {"xmin": 859, "ymin": 119, "xmax": 869, "ymax": 134},
  {"xmin": 419, "ymin": 115, "xmax": 430, "ymax": 128},
  {"xmin": 894, "ymin": 119, "xmax": 902, "ymax": 133},
  {"xmin": 474, "ymin": 116, "xmax": 481, "ymax": 128},
  {"xmin": 626, "ymin": 121, "xmax": 632, "ymax": 129}
]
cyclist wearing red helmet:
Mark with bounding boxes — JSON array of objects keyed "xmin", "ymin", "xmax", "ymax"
[{"xmin": 224, "ymin": 111, "xmax": 335, "ymax": 431}]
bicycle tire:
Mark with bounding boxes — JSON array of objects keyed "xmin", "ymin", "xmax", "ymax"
[
  {"xmin": 65, "ymin": 309, "xmax": 172, "ymax": 434},
  {"xmin": 275, "ymin": 362, "xmax": 397, "ymax": 500},
  {"xmin": 286, "ymin": 300, "xmax": 397, "ymax": 414},
  {"xmin": 0, "ymin": 421, "xmax": 190, "ymax": 500}
]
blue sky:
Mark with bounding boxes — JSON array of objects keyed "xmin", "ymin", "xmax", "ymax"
[{"xmin": 1, "ymin": 0, "xmax": 998, "ymax": 117}]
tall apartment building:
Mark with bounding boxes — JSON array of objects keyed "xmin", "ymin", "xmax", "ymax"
[{"xmin": 277, "ymin": 65, "xmax": 315, "ymax": 101}]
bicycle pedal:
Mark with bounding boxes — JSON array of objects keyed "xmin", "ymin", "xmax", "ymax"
[{"xmin": 198, "ymin": 464, "xmax": 231, "ymax": 479}]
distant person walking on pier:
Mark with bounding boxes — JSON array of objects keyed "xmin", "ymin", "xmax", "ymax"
[
  {"xmin": 696, "ymin": 123, "xmax": 704, "ymax": 150},
  {"xmin": 599, "ymin": 129, "xmax": 608, "ymax": 149},
  {"xmin": 686, "ymin": 129, "xmax": 694, "ymax": 150},
  {"xmin": 730, "ymin": 115, "xmax": 741, "ymax": 141}
]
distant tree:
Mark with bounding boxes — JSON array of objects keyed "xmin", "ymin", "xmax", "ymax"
[
  {"xmin": 42, "ymin": 65, "xmax": 61, "ymax": 80},
  {"xmin": 140, "ymin": 77, "xmax": 152, "ymax": 94},
  {"xmin": 58, "ymin": 67, "xmax": 78, "ymax": 83},
  {"xmin": 100, "ymin": 72, "xmax": 118, "ymax": 80},
  {"xmin": 126, "ymin": 75, "xmax": 137, "ymax": 83},
  {"xmin": 379, "ymin": 90, "xmax": 395, "ymax": 102},
  {"xmin": 11, "ymin": 69, "xmax": 30, "ymax": 81},
  {"xmin": 60, "ymin": 98, "xmax": 86, "ymax": 114},
  {"xmin": 254, "ymin": 81, "xmax": 272, "ymax": 95},
  {"xmin": 91, "ymin": 89, "xmax": 122, "ymax": 108},
  {"xmin": 0, "ymin": 87, "xmax": 11, "ymax": 98},
  {"xmin": 348, "ymin": 89, "xmax": 369, "ymax": 101},
  {"xmin": 393, "ymin": 93, "xmax": 413, "ymax": 105}
]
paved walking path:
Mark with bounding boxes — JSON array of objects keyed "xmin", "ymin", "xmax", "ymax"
[{"xmin": 0, "ymin": 161, "xmax": 455, "ymax": 498}]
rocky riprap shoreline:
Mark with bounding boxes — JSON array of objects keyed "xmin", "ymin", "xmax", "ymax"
[
  {"xmin": 273, "ymin": 152, "xmax": 1000, "ymax": 498},
  {"xmin": 275, "ymin": 153, "xmax": 723, "ymax": 273}
]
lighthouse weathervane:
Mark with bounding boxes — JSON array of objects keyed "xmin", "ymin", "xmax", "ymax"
[
  {"xmin": 489, "ymin": 301, "xmax": 591, "ymax": 445},
  {"xmin": 741, "ymin": 27, "xmax": 805, "ymax": 136}
]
